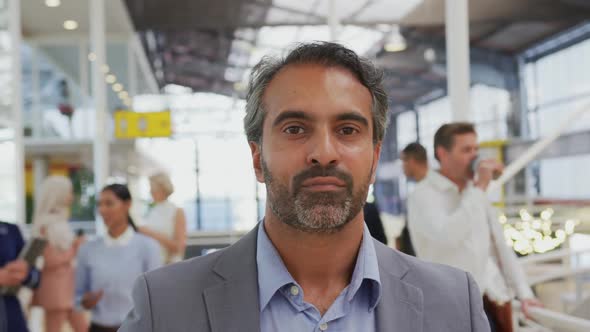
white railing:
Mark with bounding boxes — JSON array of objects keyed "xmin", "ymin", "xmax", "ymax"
[
  {"xmin": 520, "ymin": 247, "xmax": 590, "ymax": 266},
  {"xmin": 485, "ymin": 104, "xmax": 590, "ymax": 330},
  {"xmin": 514, "ymin": 301, "xmax": 590, "ymax": 332},
  {"xmin": 515, "ymin": 247, "xmax": 590, "ymax": 330},
  {"xmin": 488, "ymin": 103, "xmax": 590, "ymax": 193},
  {"xmin": 519, "ymin": 247, "xmax": 590, "ymax": 285},
  {"xmin": 527, "ymin": 266, "xmax": 590, "ymax": 286}
]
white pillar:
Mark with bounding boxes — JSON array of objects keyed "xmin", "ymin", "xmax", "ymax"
[
  {"xmin": 90, "ymin": 0, "xmax": 108, "ymax": 194},
  {"xmin": 445, "ymin": 0, "xmax": 471, "ymax": 121},
  {"xmin": 31, "ymin": 47, "xmax": 42, "ymax": 138},
  {"xmin": 33, "ymin": 157, "xmax": 48, "ymax": 202},
  {"xmin": 517, "ymin": 56, "xmax": 529, "ymax": 138},
  {"xmin": 79, "ymin": 41, "xmax": 90, "ymax": 139},
  {"xmin": 328, "ymin": 0, "xmax": 339, "ymax": 41},
  {"xmin": 127, "ymin": 39, "xmax": 137, "ymax": 101},
  {"xmin": 9, "ymin": 0, "xmax": 24, "ymax": 224}
]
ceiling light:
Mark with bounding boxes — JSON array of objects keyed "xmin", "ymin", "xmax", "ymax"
[
  {"xmin": 63, "ymin": 20, "xmax": 78, "ymax": 31},
  {"xmin": 105, "ymin": 74, "xmax": 116, "ymax": 84},
  {"xmin": 101, "ymin": 65, "xmax": 110, "ymax": 73},
  {"xmin": 233, "ymin": 82, "xmax": 246, "ymax": 92},
  {"xmin": 376, "ymin": 24, "xmax": 392, "ymax": 33},
  {"xmin": 384, "ymin": 42, "xmax": 407, "ymax": 53},
  {"xmin": 88, "ymin": 53, "xmax": 97, "ymax": 62},
  {"xmin": 424, "ymin": 48, "xmax": 436, "ymax": 62},
  {"xmin": 118, "ymin": 91, "xmax": 129, "ymax": 99},
  {"xmin": 45, "ymin": 0, "xmax": 61, "ymax": 8},
  {"xmin": 112, "ymin": 83, "xmax": 123, "ymax": 92},
  {"xmin": 384, "ymin": 25, "xmax": 407, "ymax": 53}
]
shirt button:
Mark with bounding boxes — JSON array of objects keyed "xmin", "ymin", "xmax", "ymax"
[
  {"xmin": 319, "ymin": 323, "xmax": 328, "ymax": 331},
  {"xmin": 290, "ymin": 285, "xmax": 299, "ymax": 296}
]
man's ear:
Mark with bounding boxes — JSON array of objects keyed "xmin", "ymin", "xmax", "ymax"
[
  {"xmin": 249, "ymin": 141, "xmax": 264, "ymax": 183},
  {"xmin": 370, "ymin": 142, "xmax": 382, "ymax": 184},
  {"xmin": 435, "ymin": 146, "xmax": 446, "ymax": 162}
]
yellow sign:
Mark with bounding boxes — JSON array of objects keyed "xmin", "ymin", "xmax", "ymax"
[{"xmin": 115, "ymin": 111, "xmax": 172, "ymax": 138}]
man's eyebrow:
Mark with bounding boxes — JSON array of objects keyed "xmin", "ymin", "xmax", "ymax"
[
  {"xmin": 335, "ymin": 112, "xmax": 369, "ymax": 127},
  {"xmin": 272, "ymin": 110, "xmax": 312, "ymax": 127}
]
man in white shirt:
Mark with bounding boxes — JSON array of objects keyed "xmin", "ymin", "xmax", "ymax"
[{"xmin": 407, "ymin": 122, "xmax": 540, "ymax": 331}]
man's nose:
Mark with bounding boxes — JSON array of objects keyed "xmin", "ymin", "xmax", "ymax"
[{"xmin": 306, "ymin": 129, "xmax": 340, "ymax": 168}]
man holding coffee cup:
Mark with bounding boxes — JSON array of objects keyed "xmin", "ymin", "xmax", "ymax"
[{"xmin": 407, "ymin": 122, "xmax": 540, "ymax": 332}]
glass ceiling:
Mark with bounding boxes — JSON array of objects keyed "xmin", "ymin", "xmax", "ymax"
[{"xmin": 225, "ymin": 0, "xmax": 424, "ymax": 88}]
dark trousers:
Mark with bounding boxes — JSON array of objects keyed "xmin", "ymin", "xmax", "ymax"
[
  {"xmin": 89, "ymin": 323, "xmax": 120, "ymax": 332},
  {"xmin": 483, "ymin": 295, "xmax": 513, "ymax": 332}
]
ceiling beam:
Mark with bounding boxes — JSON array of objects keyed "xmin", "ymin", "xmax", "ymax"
[
  {"xmin": 521, "ymin": 20, "xmax": 590, "ymax": 62},
  {"xmin": 244, "ymin": 0, "xmax": 325, "ymax": 21}
]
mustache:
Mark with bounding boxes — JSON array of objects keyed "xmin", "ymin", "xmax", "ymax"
[{"xmin": 292, "ymin": 165, "xmax": 353, "ymax": 193}]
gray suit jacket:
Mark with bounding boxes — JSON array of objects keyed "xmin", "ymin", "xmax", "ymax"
[{"xmin": 119, "ymin": 225, "xmax": 490, "ymax": 331}]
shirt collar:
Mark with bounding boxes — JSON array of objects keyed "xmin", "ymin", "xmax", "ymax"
[
  {"xmin": 104, "ymin": 226, "xmax": 134, "ymax": 247},
  {"xmin": 256, "ymin": 223, "xmax": 299, "ymax": 312},
  {"xmin": 346, "ymin": 223, "xmax": 382, "ymax": 311},
  {"xmin": 428, "ymin": 170, "xmax": 460, "ymax": 192},
  {"xmin": 256, "ymin": 221, "xmax": 382, "ymax": 312},
  {"xmin": 428, "ymin": 169, "xmax": 477, "ymax": 194}
]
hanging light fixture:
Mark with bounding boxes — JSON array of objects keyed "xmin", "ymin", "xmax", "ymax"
[
  {"xmin": 45, "ymin": 0, "xmax": 61, "ymax": 8},
  {"xmin": 63, "ymin": 20, "xmax": 79, "ymax": 31},
  {"xmin": 384, "ymin": 25, "xmax": 407, "ymax": 53}
]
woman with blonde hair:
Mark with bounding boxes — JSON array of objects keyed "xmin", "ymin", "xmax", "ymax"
[
  {"xmin": 31, "ymin": 175, "xmax": 87, "ymax": 332},
  {"xmin": 138, "ymin": 172, "xmax": 187, "ymax": 264}
]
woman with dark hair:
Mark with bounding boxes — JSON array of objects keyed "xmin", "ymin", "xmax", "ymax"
[{"xmin": 75, "ymin": 184, "xmax": 162, "ymax": 332}]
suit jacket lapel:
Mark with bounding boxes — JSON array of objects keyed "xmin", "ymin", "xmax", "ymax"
[
  {"xmin": 374, "ymin": 241, "xmax": 424, "ymax": 332},
  {"xmin": 202, "ymin": 226, "xmax": 425, "ymax": 332},
  {"xmin": 203, "ymin": 224, "xmax": 261, "ymax": 332}
]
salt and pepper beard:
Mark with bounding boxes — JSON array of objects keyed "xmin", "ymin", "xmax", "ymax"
[{"xmin": 261, "ymin": 157, "xmax": 373, "ymax": 234}]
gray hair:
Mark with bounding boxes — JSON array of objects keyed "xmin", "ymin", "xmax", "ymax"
[
  {"xmin": 244, "ymin": 42, "xmax": 389, "ymax": 144},
  {"xmin": 149, "ymin": 172, "xmax": 175, "ymax": 198}
]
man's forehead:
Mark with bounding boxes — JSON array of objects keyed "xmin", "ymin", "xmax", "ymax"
[
  {"xmin": 453, "ymin": 133, "xmax": 478, "ymax": 146},
  {"xmin": 264, "ymin": 63, "xmax": 366, "ymax": 94},
  {"xmin": 262, "ymin": 64, "xmax": 371, "ymax": 109}
]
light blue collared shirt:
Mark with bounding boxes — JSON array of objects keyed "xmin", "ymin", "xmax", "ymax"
[
  {"xmin": 257, "ymin": 222, "xmax": 382, "ymax": 332},
  {"xmin": 75, "ymin": 228, "xmax": 162, "ymax": 326}
]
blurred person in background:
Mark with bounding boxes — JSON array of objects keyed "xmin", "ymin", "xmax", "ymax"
[
  {"xmin": 408, "ymin": 123, "xmax": 540, "ymax": 332},
  {"xmin": 363, "ymin": 194, "xmax": 388, "ymax": 244},
  {"xmin": 401, "ymin": 142, "xmax": 428, "ymax": 183},
  {"xmin": 397, "ymin": 142, "xmax": 429, "ymax": 256},
  {"xmin": 75, "ymin": 184, "xmax": 162, "ymax": 332},
  {"xmin": 138, "ymin": 172, "xmax": 187, "ymax": 264},
  {"xmin": 31, "ymin": 176, "xmax": 87, "ymax": 332},
  {"xmin": 0, "ymin": 221, "xmax": 41, "ymax": 332}
]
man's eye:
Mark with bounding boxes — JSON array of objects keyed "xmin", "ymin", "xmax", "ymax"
[
  {"xmin": 339, "ymin": 127, "xmax": 358, "ymax": 135},
  {"xmin": 284, "ymin": 126, "xmax": 305, "ymax": 135}
]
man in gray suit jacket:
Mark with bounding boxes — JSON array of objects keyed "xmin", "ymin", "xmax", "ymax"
[{"xmin": 120, "ymin": 42, "xmax": 490, "ymax": 332}]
